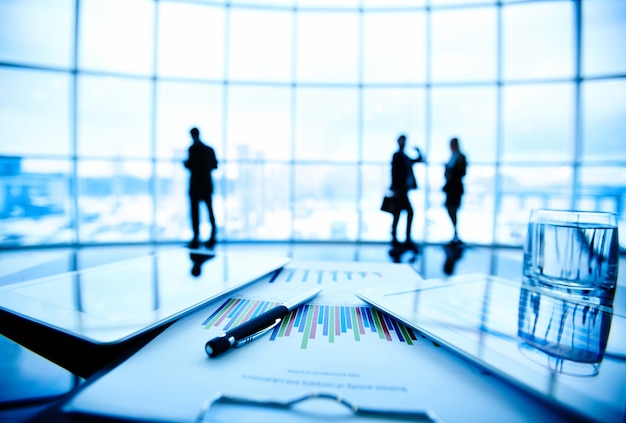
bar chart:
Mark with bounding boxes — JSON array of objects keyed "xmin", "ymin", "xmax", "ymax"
[
  {"xmin": 202, "ymin": 297, "xmax": 418, "ymax": 350},
  {"xmin": 269, "ymin": 267, "xmax": 383, "ymax": 284}
]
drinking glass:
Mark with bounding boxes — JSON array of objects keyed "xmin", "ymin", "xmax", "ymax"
[
  {"xmin": 517, "ymin": 286, "xmax": 613, "ymax": 376},
  {"xmin": 523, "ymin": 209, "xmax": 619, "ymax": 303}
]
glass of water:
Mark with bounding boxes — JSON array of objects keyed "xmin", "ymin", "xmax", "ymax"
[{"xmin": 523, "ymin": 209, "xmax": 619, "ymax": 303}]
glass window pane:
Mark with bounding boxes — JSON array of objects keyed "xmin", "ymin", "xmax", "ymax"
[
  {"xmin": 156, "ymin": 158, "xmax": 224, "ymax": 244},
  {"xmin": 430, "ymin": 86, "xmax": 497, "ymax": 164},
  {"xmin": 431, "ymin": 8, "xmax": 497, "ymax": 82},
  {"xmin": 79, "ymin": 0, "xmax": 154, "ymax": 75},
  {"xmin": 0, "ymin": 158, "xmax": 73, "ymax": 247},
  {"xmin": 157, "ymin": 2, "xmax": 225, "ymax": 79},
  {"xmin": 0, "ymin": 0, "xmax": 74, "ymax": 69},
  {"xmin": 295, "ymin": 87, "xmax": 358, "ymax": 162},
  {"xmin": 294, "ymin": 164, "xmax": 358, "ymax": 241},
  {"xmin": 296, "ymin": 12, "xmax": 358, "ymax": 83},
  {"xmin": 360, "ymin": 164, "xmax": 391, "ymax": 241},
  {"xmin": 582, "ymin": 79, "xmax": 626, "ymax": 162},
  {"xmin": 583, "ymin": 0, "xmax": 626, "ymax": 77},
  {"xmin": 426, "ymin": 164, "xmax": 494, "ymax": 245},
  {"xmin": 10, "ymin": 1, "xmax": 618, "ymax": 247},
  {"xmin": 155, "ymin": 160, "xmax": 193, "ymax": 242},
  {"xmin": 503, "ymin": 2, "xmax": 574, "ymax": 80},
  {"xmin": 363, "ymin": 11, "xmax": 426, "ymax": 83},
  {"xmin": 227, "ymin": 86, "xmax": 291, "ymax": 161},
  {"xmin": 496, "ymin": 165, "xmax": 573, "ymax": 245},
  {"xmin": 229, "ymin": 9, "xmax": 292, "ymax": 81},
  {"xmin": 155, "ymin": 81, "xmax": 223, "ymax": 160},
  {"xmin": 0, "ymin": 68, "xmax": 71, "ymax": 156},
  {"xmin": 466, "ymin": 166, "xmax": 496, "ymax": 245},
  {"xmin": 502, "ymin": 83, "xmax": 574, "ymax": 163},
  {"xmin": 78, "ymin": 76, "xmax": 152, "ymax": 158},
  {"xmin": 77, "ymin": 160, "xmax": 152, "ymax": 243},
  {"xmin": 362, "ymin": 88, "xmax": 426, "ymax": 163},
  {"xmin": 578, "ymin": 166, "xmax": 626, "ymax": 213},
  {"xmin": 224, "ymin": 163, "xmax": 291, "ymax": 240},
  {"xmin": 577, "ymin": 165, "xmax": 626, "ymax": 250}
]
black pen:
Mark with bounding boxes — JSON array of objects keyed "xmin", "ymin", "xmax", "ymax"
[{"xmin": 205, "ymin": 288, "xmax": 322, "ymax": 358}]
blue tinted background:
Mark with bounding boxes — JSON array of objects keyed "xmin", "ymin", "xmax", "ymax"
[{"xmin": 0, "ymin": 0, "xmax": 625, "ymax": 248}]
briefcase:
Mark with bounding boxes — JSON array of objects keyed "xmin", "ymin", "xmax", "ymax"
[{"xmin": 380, "ymin": 194, "xmax": 397, "ymax": 214}]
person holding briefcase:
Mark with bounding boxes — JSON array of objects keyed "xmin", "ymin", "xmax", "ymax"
[{"xmin": 388, "ymin": 134, "xmax": 424, "ymax": 247}]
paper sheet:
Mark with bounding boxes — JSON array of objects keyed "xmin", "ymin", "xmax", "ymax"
[{"xmin": 65, "ymin": 261, "xmax": 570, "ymax": 423}]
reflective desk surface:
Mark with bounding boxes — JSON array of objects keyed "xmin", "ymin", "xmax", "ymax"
[{"xmin": 1, "ymin": 242, "xmax": 624, "ymax": 422}]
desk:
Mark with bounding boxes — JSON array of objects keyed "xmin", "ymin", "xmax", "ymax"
[
  {"xmin": 0, "ymin": 246, "xmax": 160, "ymax": 422},
  {"xmin": 2, "ymin": 248, "xmax": 620, "ymax": 421}
]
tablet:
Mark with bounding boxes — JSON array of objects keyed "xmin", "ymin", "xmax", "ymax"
[
  {"xmin": 356, "ymin": 273, "xmax": 626, "ymax": 423},
  {"xmin": 0, "ymin": 249, "xmax": 289, "ymax": 344}
]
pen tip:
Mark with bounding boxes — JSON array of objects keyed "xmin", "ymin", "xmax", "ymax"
[{"xmin": 206, "ymin": 336, "xmax": 231, "ymax": 358}]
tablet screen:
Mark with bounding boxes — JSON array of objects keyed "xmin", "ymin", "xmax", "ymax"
[
  {"xmin": 357, "ymin": 274, "xmax": 626, "ymax": 422},
  {"xmin": 0, "ymin": 249, "xmax": 289, "ymax": 344}
]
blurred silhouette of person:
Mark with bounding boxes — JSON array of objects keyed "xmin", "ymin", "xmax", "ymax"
[
  {"xmin": 189, "ymin": 252, "xmax": 214, "ymax": 277},
  {"xmin": 390, "ymin": 134, "xmax": 425, "ymax": 247},
  {"xmin": 443, "ymin": 242, "xmax": 464, "ymax": 275},
  {"xmin": 184, "ymin": 127, "xmax": 218, "ymax": 249},
  {"xmin": 442, "ymin": 137, "xmax": 467, "ymax": 244}
]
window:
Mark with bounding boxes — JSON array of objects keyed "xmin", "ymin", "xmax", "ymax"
[
  {"xmin": 430, "ymin": 86, "xmax": 497, "ymax": 164},
  {"xmin": 1, "ymin": 0, "xmax": 625, "ymax": 249},
  {"xmin": 228, "ymin": 8, "xmax": 292, "ymax": 82},
  {"xmin": 496, "ymin": 165, "xmax": 573, "ymax": 245},
  {"xmin": 296, "ymin": 12, "xmax": 359, "ymax": 83},
  {"xmin": 502, "ymin": 83, "xmax": 574, "ymax": 163},
  {"xmin": 0, "ymin": 157, "xmax": 73, "ymax": 246},
  {"xmin": 583, "ymin": 0, "xmax": 626, "ymax": 77},
  {"xmin": 226, "ymin": 85, "xmax": 292, "ymax": 161},
  {"xmin": 577, "ymin": 166, "xmax": 626, "ymax": 215},
  {"xmin": 582, "ymin": 79, "xmax": 626, "ymax": 162},
  {"xmin": 77, "ymin": 159, "xmax": 152, "ymax": 243},
  {"xmin": 0, "ymin": 0, "xmax": 74, "ymax": 69},
  {"xmin": 0, "ymin": 68, "xmax": 71, "ymax": 157},
  {"xmin": 223, "ymin": 163, "xmax": 292, "ymax": 240},
  {"xmin": 77, "ymin": 76, "xmax": 152, "ymax": 159},
  {"xmin": 430, "ymin": 7, "xmax": 497, "ymax": 82},
  {"xmin": 362, "ymin": 88, "xmax": 426, "ymax": 163},
  {"xmin": 503, "ymin": 1, "xmax": 574, "ymax": 80},
  {"xmin": 79, "ymin": 0, "xmax": 154, "ymax": 75},
  {"xmin": 294, "ymin": 164, "xmax": 358, "ymax": 241},
  {"xmin": 295, "ymin": 87, "xmax": 358, "ymax": 162},
  {"xmin": 155, "ymin": 81, "xmax": 224, "ymax": 160},
  {"xmin": 363, "ymin": 11, "xmax": 427, "ymax": 83},
  {"xmin": 157, "ymin": 2, "xmax": 225, "ymax": 79}
]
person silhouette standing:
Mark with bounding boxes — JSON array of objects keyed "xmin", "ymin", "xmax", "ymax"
[
  {"xmin": 184, "ymin": 127, "xmax": 218, "ymax": 249},
  {"xmin": 442, "ymin": 137, "xmax": 467, "ymax": 244},
  {"xmin": 390, "ymin": 134, "xmax": 425, "ymax": 247}
]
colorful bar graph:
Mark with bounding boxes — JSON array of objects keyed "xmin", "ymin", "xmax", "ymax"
[{"xmin": 202, "ymin": 298, "xmax": 418, "ymax": 349}]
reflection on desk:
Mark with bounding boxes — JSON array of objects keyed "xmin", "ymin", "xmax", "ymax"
[
  {"xmin": 357, "ymin": 273, "xmax": 626, "ymax": 422},
  {"xmin": 62, "ymin": 260, "xmax": 574, "ymax": 423},
  {"xmin": 2, "ymin": 244, "xmax": 624, "ymax": 422}
]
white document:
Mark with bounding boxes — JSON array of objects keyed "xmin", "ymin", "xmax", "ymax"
[{"xmin": 65, "ymin": 261, "xmax": 570, "ymax": 423}]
